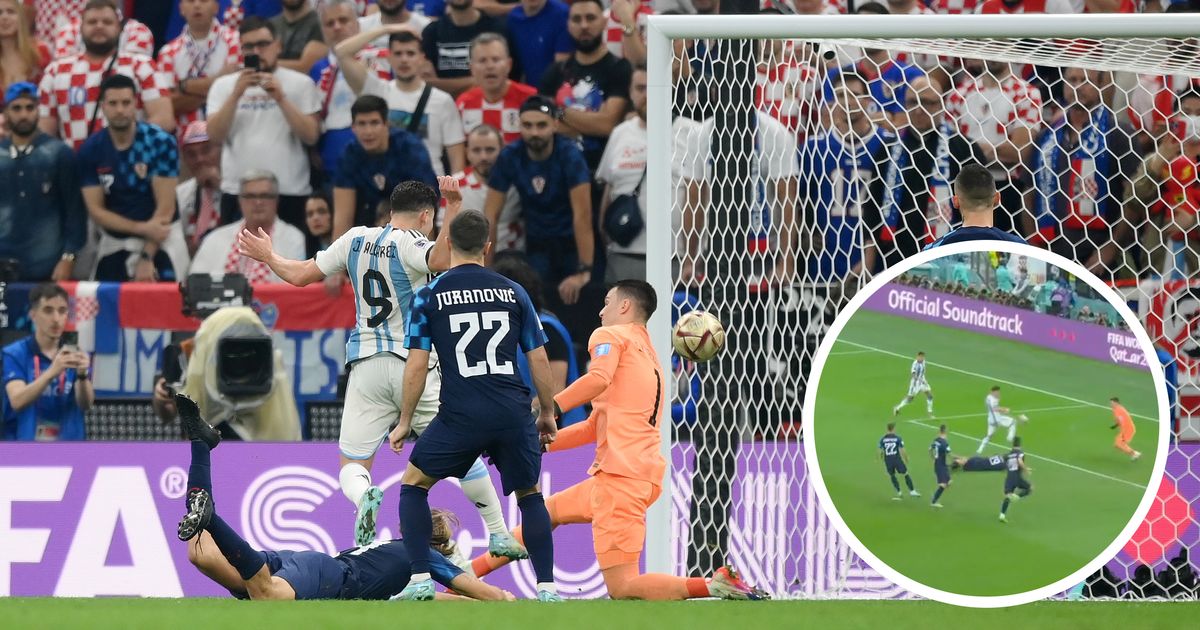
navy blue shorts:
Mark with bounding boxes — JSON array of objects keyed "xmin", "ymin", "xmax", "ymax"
[
  {"xmin": 1004, "ymin": 477, "xmax": 1032, "ymax": 495},
  {"xmin": 411, "ymin": 415, "xmax": 541, "ymax": 495},
  {"xmin": 885, "ymin": 459, "xmax": 907, "ymax": 476},
  {"xmin": 935, "ymin": 465, "xmax": 951, "ymax": 485},
  {"xmin": 256, "ymin": 549, "xmax": 350, "ymax": 600}
]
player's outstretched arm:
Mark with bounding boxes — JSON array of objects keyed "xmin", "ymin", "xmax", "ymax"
[
  {"xmin": 546, "ymin": 413, "xmax": 597, "ymax": 453},
  {"xmin": 553, "ymin": 332, "xmax": 622, "ymax": 414},
  {"xmin": 446, "ymin": 573, "xmax": 516, "ymax": 601},
  {"xmin": 237, "ymin": 227, "xmax": 326, "ymax": 287},
  {"xmin": 427, "ymin": 176, "xmax": 462, "ymax": 273},
  {"xmin": 390, "ymin": 349, "xmax": 431, "ymax": 452}
]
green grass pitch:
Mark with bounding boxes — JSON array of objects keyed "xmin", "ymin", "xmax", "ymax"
[
  {"xmin": 2, "ymin": 599, "xmax": 1198, "ymax": 629},
  {"xmin": 812, "ymin": 310, "xmax": 1160, "ymax": 597}
]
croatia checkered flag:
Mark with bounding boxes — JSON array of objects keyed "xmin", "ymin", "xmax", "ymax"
[{"xmin": 66, "ymin": 281, "xmax": 101, "ymax": 353}]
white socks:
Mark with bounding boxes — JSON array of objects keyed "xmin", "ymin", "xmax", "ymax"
[
  {"xmin": 340, "ymin": 462, "xmax": 372, "ymax": 507},
  {"xmin": 460, "ymin": 457, "xmax": 508, "ymax": 535}
]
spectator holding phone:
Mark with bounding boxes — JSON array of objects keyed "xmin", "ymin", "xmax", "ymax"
[
  {"xmin": 2, "ymin": 283, "xmax": 94, "ymax": 441},
  {"xmin": 206, "ymin": 16, "xmax": 321, "ymax": 248}
]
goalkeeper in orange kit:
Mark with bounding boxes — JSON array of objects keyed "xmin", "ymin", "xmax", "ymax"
[
  {"xmin": 469, "ymin": 280, "xmax": 767, "ymax": 600},
  {"xmin": 1110, "ymin": 397, "xmax": 1141, "ymax": 461}
]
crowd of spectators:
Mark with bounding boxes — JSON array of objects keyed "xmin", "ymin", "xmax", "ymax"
[
  {"xmin": 1, "ymin": 0, "xmax": 1199, "ymax": 441},
  {"xmin": 2, "ymin": 0, "xmax": 1200, "ymax": 297}
]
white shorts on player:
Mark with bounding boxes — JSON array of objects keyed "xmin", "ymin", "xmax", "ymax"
[
  {"xmin": 339, "ymin": 353, "xmax": 441, "ymax": 460},
  {"xmin": 984, "ymin": 415, "xmax": 1017, "ymax": 444},
  {"xmin": 907, "ymin": 381, "xmax": 932, "ymax": 398}
]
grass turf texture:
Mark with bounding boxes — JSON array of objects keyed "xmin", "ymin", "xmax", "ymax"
[
  {"xmin": 2, "ymin": 599, "xmax": 1198, "ymax": 629},
  {"xmin": 812, "ymin": 310, "xmax": 1159, "ymax": 598}
]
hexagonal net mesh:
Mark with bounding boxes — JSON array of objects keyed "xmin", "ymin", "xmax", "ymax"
[{"xmin": 658, "ymin": 30, "xmax": 1199, "ymax": 599}]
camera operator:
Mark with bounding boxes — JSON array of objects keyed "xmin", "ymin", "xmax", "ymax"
[
  {"xmin": 151, "ymin": 304, "xmax": 300, "ymax": 441},
  {"xmin": 2, "ymin": 283, "xmax": 94, "ymax": 440}
]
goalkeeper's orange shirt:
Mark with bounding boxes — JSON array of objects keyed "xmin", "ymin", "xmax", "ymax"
[
  {"xmin": 556, "ymin": 323, "xmax": 667, "ymax": 486},
  {"xmin": 1113, "ymin": 404, "xmax": 1134, "ymax": 434}
]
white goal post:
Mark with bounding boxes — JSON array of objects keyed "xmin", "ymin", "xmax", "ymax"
[{"xmin": 643, "ymin": 13, "xmax": 1200, "ymax": 597}]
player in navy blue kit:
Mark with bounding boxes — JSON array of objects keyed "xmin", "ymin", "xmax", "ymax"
[
  {"xmin": 388, "ymin": 209, "xmax": 562, "ymax": 602},
  {"xmin": 930, "ymin": 425, "xmax": 952, "ymax": 508},
  {"xmin": 951, "ymin": 454, "xmax": 1006, "ymax": 472},
  {"xmin": 171, "ymin": 394, "xmax": 511, "ymax": 601},
  {"xmin": 999, "ymin": 436, "xmax": 1034, "ymax": 523},
  {"xmin": 880, "ymin": 423, "xmax": 920, "ymax": 500},
  {"xmin": 925, "ymin": 164, "xmax": 1026, "ymax": 249}
]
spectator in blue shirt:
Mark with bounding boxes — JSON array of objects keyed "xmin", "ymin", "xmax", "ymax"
[
  {"xmin": 0, "ymin": 83, "xmax": 87, "ymax": 282},
  {"xmin": 78, "ymin": 75, "xmax": 187, "ymax": 282},
  {"xmin": 484, "ymin": 95, "xmax": 592, "ymax": 304},
  {"xmin": 507, "ymin": 0, "xmax": 572, "ymax": 86},
  {"xmin": 824, "ymin": 48, "xmax": 925, "ymax": 131},
  {"xmin": 2, "ymin": 283, "xmax": 94, "ymax": 441},
  {"xmin": 332, "ymin": 95, "xmax": 439, "ymax": 238}
]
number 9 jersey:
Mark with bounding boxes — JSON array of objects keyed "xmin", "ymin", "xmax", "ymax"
[
  {"xmin": 316, "ymin": 226, "xmax": 439, "ymax": 366},
  {"xmin": 405, "ymin": 264, "xmax": 548, "ymax": 430}
]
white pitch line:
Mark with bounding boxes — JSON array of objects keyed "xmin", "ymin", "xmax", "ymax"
[
  {"xmin": 907, "ymin": 418, "xmax": 1145, "ymax": 490},
  {"xmin": 835, "ymin": 338, "xmax": 1158, "ymax": 423},
  {"xmin": 828, "ymin": 349, "xmax": 878, "ymax": 356},
  {"xmin": 909, "ymin": 404, "xmax": 1091, "ymax": 422}
]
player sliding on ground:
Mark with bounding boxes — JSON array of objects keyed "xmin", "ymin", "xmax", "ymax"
[
  {"xmin": 977, "ymin": 386, "xmax": 1028, "ymax": 453},
  {"xmin": 238, "ymin": 177, "xmax": 525, "ymax": 559},
  {"xmin": 880, "ymin": 422, "xmax": 920, "ymax": 500},
  {"xmin": 951, "ymin": 454, "xmax": 1006, "ymax": 472},
  {"xmin": 893, "ymin": 351, "xmax": 934, "ymax": 417},
  {"xmin": 470, "ymin": 280, "xmax": 769, "ymax": 601},
  {"xmin": 387, "ymin": 210, "xmax": 561, "ymax": 602},
  {"xmin": 999, "ymin": 436, "xmax": 1033, "ymax": 523},
  {"xmin": 1110, "ymin": 397, "xmax": 1141, "ymax": 461},
  {"xmin": 172, "ymin": 394, "xmax": 512, "ymax": 601}
]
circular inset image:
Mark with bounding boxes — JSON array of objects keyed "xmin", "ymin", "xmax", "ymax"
[{"xmin": 803, "ymin": 242, "xmax": 1169, "ymax": 607}]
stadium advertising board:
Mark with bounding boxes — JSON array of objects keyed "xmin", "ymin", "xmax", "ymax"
[{"xmin": 864, "ymin": 283, "xmax": 1147, "ymax": 370}]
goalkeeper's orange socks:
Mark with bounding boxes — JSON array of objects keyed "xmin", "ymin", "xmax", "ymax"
[{"xmin": 608, "ymin": 573, "xmax": 710, "ymax": 600}]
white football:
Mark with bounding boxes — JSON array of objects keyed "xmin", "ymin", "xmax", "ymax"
[{"xmin": 672, "ymin": 311, "xmax": 726, "ymax": 362}]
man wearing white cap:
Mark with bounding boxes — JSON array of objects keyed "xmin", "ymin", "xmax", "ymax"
[{"xmin": 176, "ymin": 121, "xmax": 224, "ymax": 255}]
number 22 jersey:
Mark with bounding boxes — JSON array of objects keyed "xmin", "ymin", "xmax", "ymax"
[
  {"xmin": 316, "ymin": 225, "xmax": 436, "ymax": 365},
  {"xmin": 405, "ymin": 264, "xmax": 547, "ymax": 430}
]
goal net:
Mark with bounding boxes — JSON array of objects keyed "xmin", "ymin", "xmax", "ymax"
[{"xmin": 644, "ymin": 14, "xmax": 1200, "ymax": 600}]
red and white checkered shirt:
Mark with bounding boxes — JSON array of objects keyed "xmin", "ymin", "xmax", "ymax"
[
  {"xmin": 456, "ymin": 81, "xmax": 538, "ymax": 144},
  {"xmin": 38, "ymin": 52, "xmax": 167, "ymax": 150},
  {"xmin": 25, "ymin": 0, "xmax": 76, "ymax": 43},
  {"xmin": 604, "ymin": 2, "xmax": 653, "ymax": 59},
  {"xmin": 755, "ymin": 55, "xmax": 819, "ymax": 139},
  {"xmin": 158, "ymin": 21, "xmax": 243, "ymax": 131},
  {"xmin": 53, "ymin": 16, "xmax": 155, "ymax": 59},
  {"xmin": 945, "ymin": 74, "xmax": 1043, "ymax": 150}
]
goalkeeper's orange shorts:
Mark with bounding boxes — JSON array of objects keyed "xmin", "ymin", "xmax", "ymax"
[
  {"xmin": 546, "ymin": 472, "xmax": 661, "ymax": 570},
  {"xmin": 1115, "ymin": 429, "xmax": 1135, "ymax": 446}
]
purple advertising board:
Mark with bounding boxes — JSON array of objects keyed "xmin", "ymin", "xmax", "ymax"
[
  {"xmin": 863, "ymin": 283, "xmax": 1150, "ymax": 370},
  {"xmin": 0, "ymin": 441, "xmax": 815, "ymax": 599},
  {"xmin": 3, "ymin": 441, "xmax": 1193, "ymax": 598}
]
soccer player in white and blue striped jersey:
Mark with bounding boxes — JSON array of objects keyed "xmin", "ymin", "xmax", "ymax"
[
  {"xmin": 893, "ymin": 351, "xmax": 934, "ymax": 417},
  {"xmin": 977, "ymin": 385, "xmax": 1028, "ymax": 453},
  {"xmin": 238, "ymin": 177, "xmax": 526, "ymax": 560}
]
